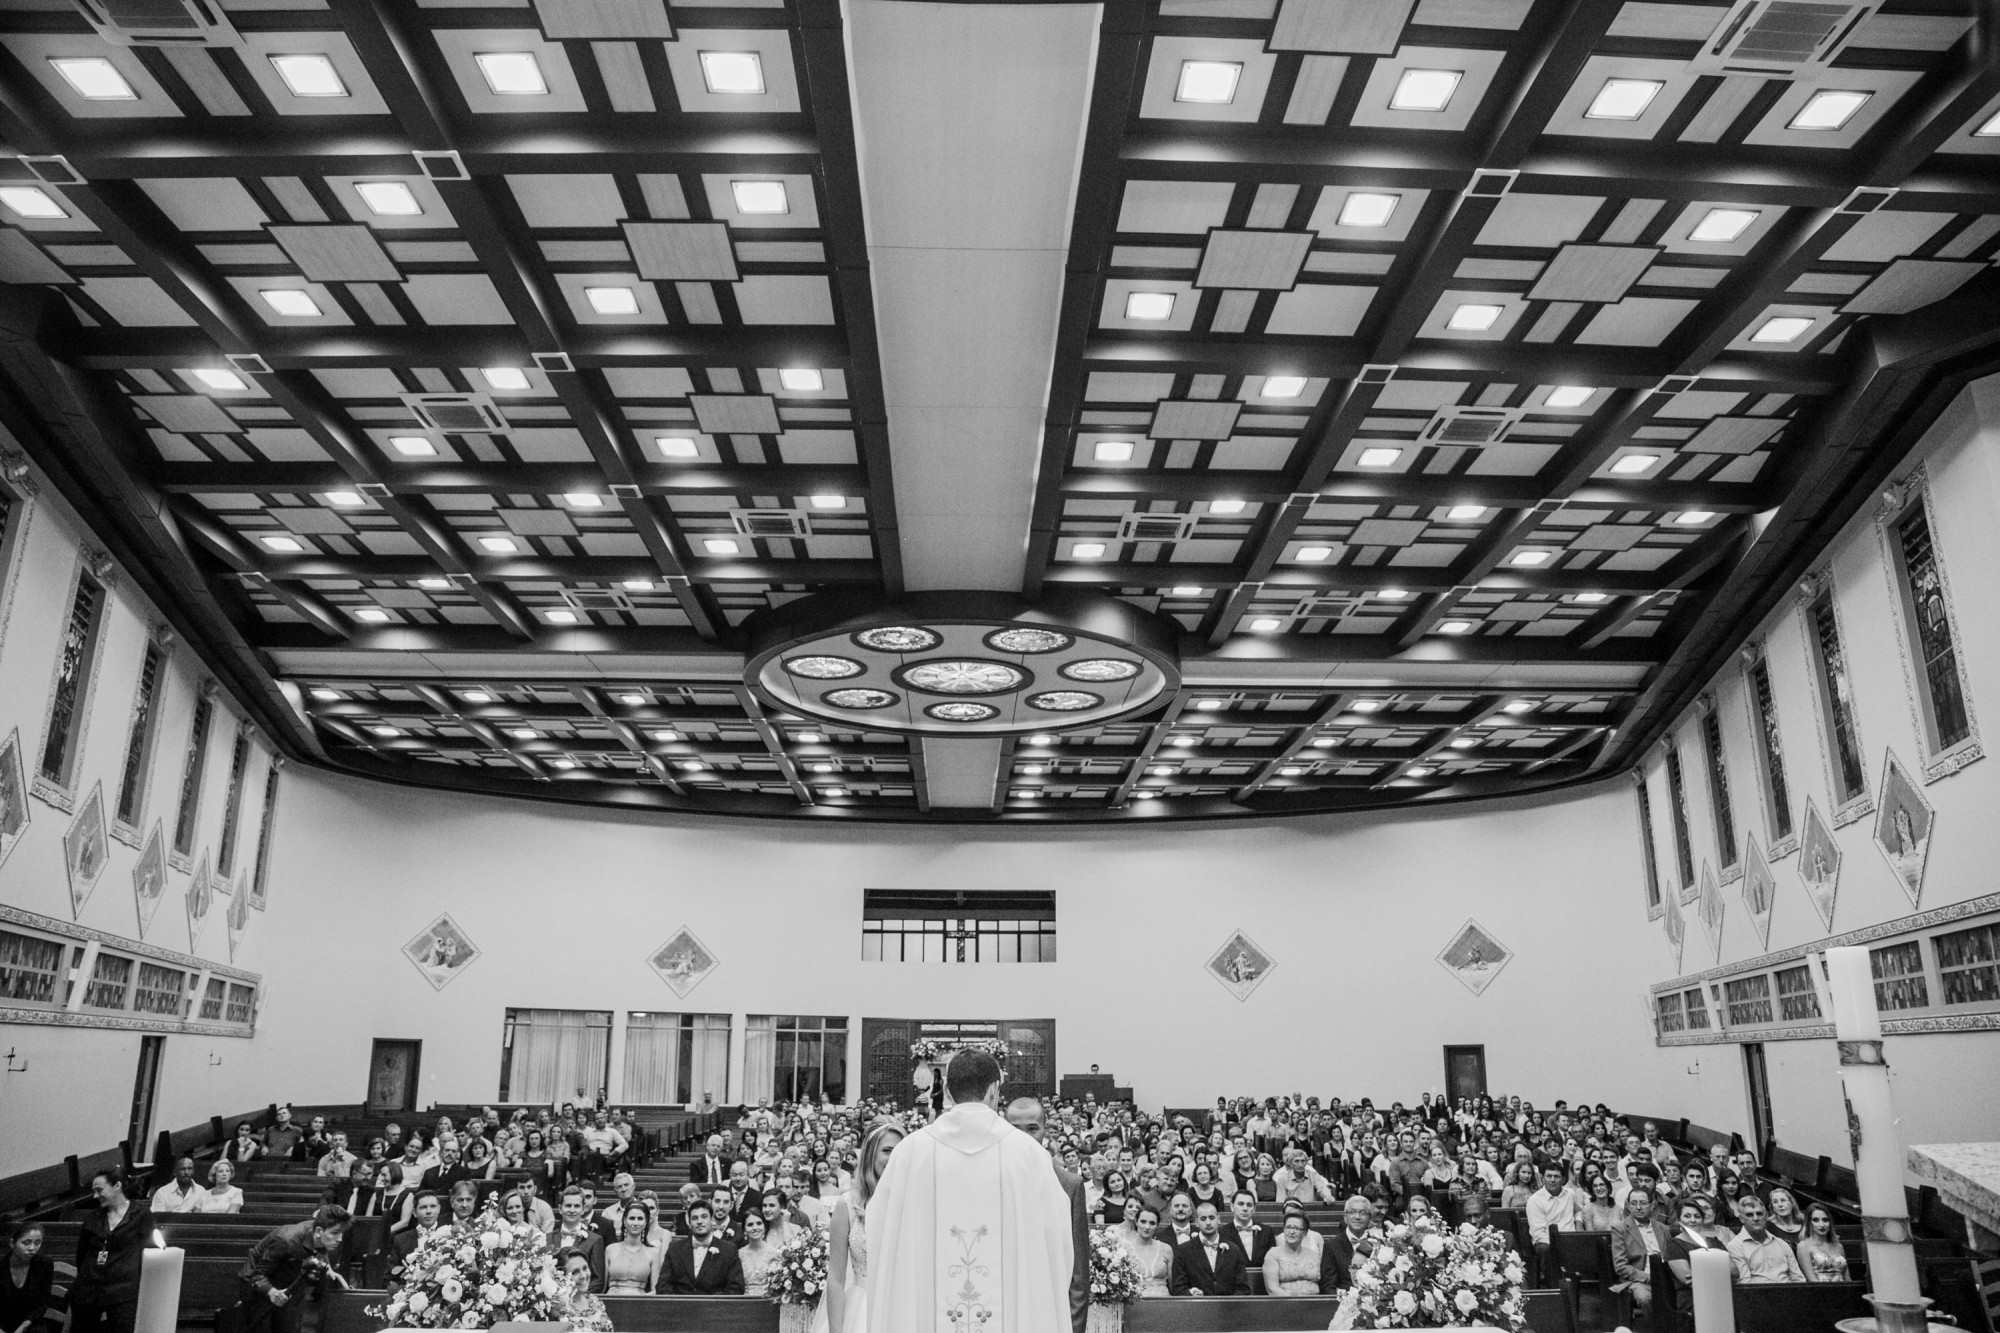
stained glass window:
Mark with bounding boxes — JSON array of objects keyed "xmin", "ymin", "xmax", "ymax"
[
  {"xmin": 38, "ymin": 573, "xmax": 106, "ymax": 788},
  {"xmin": 1869, "ymin": 941, "xmax": 1928, "ymax": 1011},
  {"xmin": 0, "ymin": 930, "xmax": 65, "ymax": 1005},
  {"xmin": 133, "ymin": 963, "xmax": 185, "ymax": 1016},
  {"xmin": 1935, "ymin": 923, "xmax": 2000, "ymax": 1006},
  {"xmin": 1893, "ymin": 503, "xmax": 1971, "ymax": 752},
  {"xmin": 1664, "ymin": 743, "xmax": 1696, "ymax": 891},
  {"xmin": 1776, "ymin": 965, "xmax": 1822, "ymax": 1021},
  {"xmin": 1635, "ymin": 779, "xmax": 1662, "ymax": 909},
  {"xmin": 1808, "ymin": 594, "xmax": 1867, "ymax": 803},
  {"xmin": 173, "ymin": 696, "xmax": 214, "ymax": 858},
  {"xmin": 82, "ymin": 952, "xmax": 133, "ymax": 1011},
  {"xmin": 1724, "ymin": 974, "xmax": 1773, "ymax": 1026},
  {"xmin": 1702, "ymin": 711, "xmax": 1737, "ymax": 868},
  {"xmin": 216, "ymin": 731, "xmax": 251, "ymax": 878},
  {"xmin": 1746, "ymin": 659, "xmax": 1793, "ymax": 840},
  {"xmin": 250, "ymin": 764, "xmax": 281, "ymax": 904},
  {"xmin": 115, "ymin": 643, "xmax": 167, "ymax": 828}
]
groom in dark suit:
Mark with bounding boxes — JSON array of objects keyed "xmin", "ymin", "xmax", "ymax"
[
  {"xmin": 657, "ymin": 1201, "xmax": 745, "ymax": 1294},
  {"xmin": 1169, "ymin": 1201, "xmax": 1251, "ymax": 1296}
]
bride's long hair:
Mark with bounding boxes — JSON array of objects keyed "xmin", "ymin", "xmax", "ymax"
[{"xmin": 854, "ymin": 1122, "xmax": 905, "ymax": 1207}]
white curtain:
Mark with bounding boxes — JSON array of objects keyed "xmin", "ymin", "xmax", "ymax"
[
  {"xmin": 508, "ymin": 1010, "xmax": 609, "ymax": 1103},
  {"xmin": 742, "ymin": 1015, "xmax": 776, "ymax": 1106},
  {"xmin": 687, "ymin": 1017, "xmax": 731, "ymax": 1104},
  {"xmin": 622, "ymin": 1014, "xmax": 681, "ymax": 1104}
]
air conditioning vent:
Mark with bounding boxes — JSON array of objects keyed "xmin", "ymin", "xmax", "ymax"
[
  {"xmin": 731, "ymin": 509, "xmax": 812, "ymax": 538},
  {"xmin": 1690, "ymin": 0, "xmax": 1878, "ymax": 78},
  {"xmin": 1116, "ymin": 512, "xmax": 1198, "ymax": 543},
  {"xmin": 562, "ymin": 590, "xmax": 634, "ymax": 612},
  {"xmin": 1420, "ymin": 407, "xmax": 1522, "ymax": 446},
  {"xmin": 71, "ymin": 0, "xmax": 239, "ymax": 46},
  {"xmin": 402, "ymin": 393, "xmax": 508, "ymax": 434},
  {"xmin": 1292, "ymin": 593, "xmax": 1365, "ymax": 620}
]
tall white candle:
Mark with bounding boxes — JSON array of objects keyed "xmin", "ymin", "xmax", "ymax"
[
  {"xmin": 1821, "ymin": 946, "xmax": 1923, "ymax": 1307},
  {"xmin": 134, "ymin": 1242, "xmax": 184, "ymax": 1333},
  {"xmin": 1690, "ymin": 1247, "xmax": 1736, "ymax": 1333},
  {"xmin": 1825, "ymin": 946, "xmax": 1881, "ymax": 1042}
]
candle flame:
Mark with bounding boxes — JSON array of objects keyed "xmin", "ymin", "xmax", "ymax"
[{"xmin": 152, "ymin": 1230, "xmax": 166, "ymax": 1248}]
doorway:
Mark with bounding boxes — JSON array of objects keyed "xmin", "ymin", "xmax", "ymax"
[
  {"xmin": 128, "ymin": 1035, "xmax": 164, "ymax": 1158},
  {"xmin": 1443, "ymin": 1044, "xmax": 1487, "ymax": 1104},
  {"xmin": 368, "ymin": 1039, "xmax": 423, "ymax": 1113},
  {"xmin": 1742, "ymin": 1042, "xmax": 1773, "ymax": 1158}
]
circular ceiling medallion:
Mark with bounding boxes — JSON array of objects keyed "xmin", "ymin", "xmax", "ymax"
[
  {"xmin": 894, "ymin": 659, "xmax": 1029, "ymax": 696},
  {"xmin": 1027, "ymin": 690, "xmax": 1102, "ymax": 711},
  {"xmin": 823, "ymin": 687, "xmax": 897, "ymax": 709},
  {"xmin": 1060, "ymin": 658, "xmax": 1141, "ymax": 683},
  {"xmin": 984, "ymin": 626, "xmax": 1073, "ymax": 655},
  {"xmin": 782, "ymin": 654, "xmax": 864, "ymax": 680},
  {"xmin": 852, "ymin": 625, "xmax": 941, "ymax": 653},
  {"xmin": 925, "ymin": 701, "xmax": 1000, "ymax": 723}
]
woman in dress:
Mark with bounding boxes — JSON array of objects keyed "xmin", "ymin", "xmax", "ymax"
[
  {"xmin": 1713, "ymin": 1171, "xmax": 1745, "ymax": 1228},
  {"xmin": 1260, "ymin": 1208, "xmax": 1323, "ymax": 1296},
  {"xmin": 1250, "ymin": 1153, "xmax": 1279, "ymax": 1203},
  {"xmin": 602, "ymin": 1203, "xmax": 661, "ymax": 1296},
  {"xmin": 1500, "ymin": 1161, "xmax": 1538, "ymax": 1210},
  {"xmin": 195, "ymin": 1159, "xmax": 244, "ymax": 1214},
  {"xmin": 1580, "ymin": 1173, "xmax": 1623, "ymax": 1232},
  {"xmin": 1795, "ymin": 1203, "xmax": 1849, "ymax": 1282},
  {"xmin": 222, "ymin": 1123, "xmax": 263, "ymax": 1165},
  {"xmin": 1127, "ymin": 1204, "xmax": 1174, "ymax": 1298},
  {"xmin": 1766, "ymin": 1188, "xmax": 1806, "ymax": 1244},
  {"xmin": 1095, "ymin": 1171, "xmax": 1132, "ymax": 1226},
  {"xmin": 1187, "ymin": 1162, "xmax": 1224, "ymax": 1211},
  {"xmin": 819, "ymin": 1121, "xmax": 903, "ymax": 1333},
  {"xmin": 737, "ymin": 1211, "xmax": 778, "ymax": 1299},
  {"xmin": 463, "ymin": 1137, "xmax": 498, "ymax": 1182},
  {"xmin": 67, "ymin": 1168, "xmax": 152, "ymax": 1333},
  {"xmin": 1, "ymin": 1222, "xmax": 54, "ymax": 1333}
]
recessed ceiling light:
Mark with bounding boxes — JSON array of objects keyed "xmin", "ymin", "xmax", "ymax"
[
  {"xmin": 260, "ymin": 534, "xmax": 304, "ymax": 553},
  {"xmin": 549, "ymin": 759, "xmax": 576, "ymax": 771},
  {"xmin": 1133, "ymin": 790, "xmax": 1161, "ymax": 801},
  {"xmin": 1753, "ymin": 315, "xmax": 1815, "ymax": 344},
  {"xmin": 1611, "ymin": 453, "xmax": 1658, "ymax": 474},
  {"xmin": 1449, "ymin": 736, "xmax": 1478, "ymax": 749},
  {"xmin": 1169, "ymin": 735, "xmax": 1195, "ymax": 747},
  {"xmin": 510, "ymin": 728, "xmax": 539, "ymax": 740},
  {"xmin": 797, "ymin": 732, "xmax": 823, "ymax": 743},
  {"xmin": 1689, "ymin": 208, "xmax": 1758, "ymax": 243},
  {"xmin": 324, "ymin": 490, "xmax": 364, "ymax": 508},
  {"xmin": 1585, "ymin": 77, "xmax": 1663, "ymax": 120},
  {"xmin": 650, "ymin": 730, "xmax": 680, "ymax": 742},
  {"xmin": 353, "ymin": 607, "xmax": 389, "ymax": 623},
  {"xmin": 1448, "ymin": 302, "xmax": 1504, "ymax": 331},
  {"xmin": 1251, "ymin": 617, "xmax": 1283, "ymax": 631},
  {"xmin": 194, "ymin": 367, "xmax": 246, "ymax": 391},
  {"xmin": 1390, "ymin": 68, "xmax": 1462, "ymax": 112},
  {"xmin": 1545, "ymin": 385, "xmax": 1594, "ymax": 408},
  {"xmin": 1072, "ymin": 542, "xmax": 1107, "ymax": 558},
  {"xmin": 546, "ymin": 609, "xmax": 579, "ymax": 625},
  {"xmin": 355, "ymin": 181, "xmax": 422, "ymax": 217},
  {"xmin": 623, "ymin": 579, "xmax": 654, "ymax": 591},
  {"xmin": 1195, "ymin": 699, "xmax": 1224, "ymax": 711},
  {"xmin": 1504, "ymin": 700, "xmax": 1533, "ymax": 714},
  {"xmin": 1572, "ymin": 592, "xmax": 1610, "ymax": 604},
  {"xmin": 1296, "ymin": 545, "xmax": 1333, "ymax": 562},
  {"xmin": 418, "ymin": 577, "xmax": 452, "ymax": 591},
  {"xmin": 1675, "ymin": 510, "xmax": 1715, "ymax": 525},
  {"xmin": 1170, "ymin": 585, "xmax": 1204, "ymax": 596},
  {"xmin": 50, "ymin": 57, "xmax": 136, "ymax": 100},
  {"xmin": 260, "ymin": 288, "xmax": 322, "ymax": 317},
  {"xmin": 269, "ymin": 53, "xmax": 347, "ymax": 98},
  {"xmin": 1279, "ymin": 766, "xmax": 1304, "ymax": 776},
  {"xmin": 1407, "ymin": 765, "xmax": 1434, "ymax": 777},
  {"xmin": 1352, "ymin": 700, "xmax": 1381, "ymax": 712},
  {"xmin": 810, "ymin": 494, "xmax": 846, "ymax": 509},
  {"xmin": 655, "ymin": 436, "xmax": 699, "ymax": 458},
  {"xmin": 1210, "ymin": 498, "xmax": 1246, "ymax": 514},
  {"xmin": 460, "ymin": 690, "xmax": 491, "ymax": 704},
  {"xmin": 779, "ymin": 368, "xmax": 824, "ymax": 392},
  {"xmin": 0, "ymin": 187, "xmax": 65, "ymax": 219},
  {"xmin": 564, "ymin": 492, "xmax": 604, "ymax": 508},
  {"xmin": 680, "ymin": 761, "xmax": 706, "ymax": 771},
  {"xmin": 1094, "ymin": 439, "xmax": 1135, "ymax": 462},
  {"xmin": 1028, "ymin": 734, "xmax": 1057, "ymax": 745},
  {"xmin": 1977, "ymin": 109, "xmax": 2000, "ymax": 137},
  {"xmin": 1358, "ymin": 447, "xmax": 1402, "ymax": 468},
  {"xmin": 1176, "ymin": 60, "xmax": 1241, "ymax": 104},
  {"xmin": 1125, "ymin": 291, "xmax": 1175, "ymax": 321},
  {"xmin": 824, "ymin": 786, "xmax": 847, "ymax": 797},
  {"xmin": 475, "ymin": 51, "xmax": 547, "ymax": 96},
  {"xmin": 584, "ymin": 286, "xmax": 640, "ymax": 315},
  {"xmin": 1377, "ymin": 589, "xmax": 1408, "ymax": 600},
  {"xmin": 1510, "ymin": 549, "xmax": 1552, "ymax": 567},
  {"xmin": 371, "ymin": 725, "xmax": 402, "ymax": 737},
  {"xmin": 477, "ymin": 535, "xmax": 520, "ymax": 554},
  {"xmin": 699, "ymin": 50, "xmax": 764, "ymax": 95},
  {"xmin": 389, "ymin": 436, "xmax": 438, "ymax": 457},
  {"xmin": 1262, "ymin": 375, "xmax": 1308, "ymax": 398},
  {"xmin": 1337, "ymin": 192, "xmax": 1399, "ymax": 228},
  {"xmin": 1789, "ymin": 89, "xmax": 1869, "ymax": 131},
  {"xmin": 482, "ymin": 367, "xmax": 530, "ymax": 390},
  {"xmin": 618, "ymin": 693, "xmax": 646, "ymax": 706},
  {"xmin": 812, "ymin": 763, "xmax": 835, "ymax": 774},
  {"xmin": 731, "ymin": 179, "xmax": 789, "ymax": 215},
  {"xmin": 703, "ymin": 537, "xmax": 741, "ymax": 556},
  {"xmin": 1438, "ymin": 620, "xmax": 1474, "ymax": 634},
  {"xmin": 1447, "ymin": 504, "xmax": 1486, "ymax": 520},
  {"xmin": 1311, "ymin": 737, "xmax": 1335, "ymax": 748},
  {"xmin": 310, "ymin": 688, "xmax": 341, "ymax": 701}
]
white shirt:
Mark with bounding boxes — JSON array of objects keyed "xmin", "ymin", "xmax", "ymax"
[{"xmin": 151, "ymin": 1180, "xmax": 202, "ymax": 1213}]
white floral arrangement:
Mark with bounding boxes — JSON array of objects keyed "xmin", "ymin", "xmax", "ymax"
[
  {"xmin": 1333, "ymin": 1217, "xmax": 1526, "ymax": 1330},
  {"xmin": 1086, "ymin": 1226, "xmax": 1143, "ymax": 1306},
  {"xmin": 367, "ymin": 1202, "xmax": 611, "ymax": 1331},
  {"xmin": 768, "ymin": 1222, "xmax": 832, "ymax": 1307},
  {"xmin": 909, "ymin": 1037, "xmax": 1009, "ymax": 1063}
]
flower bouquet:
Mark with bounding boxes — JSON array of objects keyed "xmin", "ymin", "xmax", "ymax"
[
  {"xmin": 1085, "ymin": 1227, "xmax": 1144, "ymax": 1333},
  {"xmin": 368, "ymin": 1202, "xmax": 612, "ymax": 1330},
  {"xmin": 769, "ymin": 1222, "xmax": 831, "ymax": 1333},
  {"xmin": 1331, "ymin": 1217, "xmax": 1526, "ymax": 1330}
]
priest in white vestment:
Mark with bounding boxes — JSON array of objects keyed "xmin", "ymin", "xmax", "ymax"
[{"xmin": 867, "ymin": 1049, "xmax": 1074, "ymax": 1333}]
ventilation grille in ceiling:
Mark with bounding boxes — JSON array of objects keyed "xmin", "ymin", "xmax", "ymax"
[
  {"xmin": 402, "ymin": 393, "xmax": 508, "ymax": 434},
  {"xmin": 1420, "ymin": 407, "xmax": 1522, "ymax": 446},
  {"xmin": 1690, "ymin": 0, "xmax": 1878, "ymax": 78},
  {"xmin": 71, "ymin": 0, "xmax": 238, "ymax": 46},
  {"xmin": 1292, "ymin": 593, "xmax": 1366, "ymax": 620},
  {"xmin": 1117, "ymin": 512, "xmax": 1199, "ymax": 542},
  {"xmin": 731, "ymin": 509, "xmax": 813, "ymax": 538},
  {"xmin": 562, "ymin": 590, "xmax": 634, "ymax": 612}
]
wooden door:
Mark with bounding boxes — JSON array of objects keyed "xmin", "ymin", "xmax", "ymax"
[
  {"xmin": 368, "ymin": 1039, "xmax": 422, "ymax": 1113},
  {"xmin": 1443, "ymin": 1044, "xmax": 1487, "ymax": 1103}
]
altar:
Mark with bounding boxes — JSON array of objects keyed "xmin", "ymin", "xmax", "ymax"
[{"xmin": 1908, "ymin": 1142, "xmax": 2000, "ymax": 1254}]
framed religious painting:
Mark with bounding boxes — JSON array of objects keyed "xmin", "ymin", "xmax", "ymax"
[
  {"xmin": 404, "ymin": 913, "xmax": 481, "ymax": 990},
  {"xmin": 1871, "ymin": 749, "xmax": 1934, "ymax": 908},
  {"xmin": 647, "ymin": 927, "xmax": 718, "ymax": 998},
  {"xmin": 1205, "ymin": 929, "xmax": 1275, "ymax": 1002},
  {"xmin": 1796, "ymin": 797, "xmax": 1841, "ymax": 932},
  {"xmin": 1436, "ymin": 919, "xmax": 1514, "ymax": 996},
  {"xmin": 0, "ymin": 727, "xmax": 27, "ymax": 873},
  {"xmin": 62, "ymin": 781, "xmax": 110, "ymax": 917},
  {"xmin": 131, "ymin": 820, "xmax": 169, "ymax": 937}
]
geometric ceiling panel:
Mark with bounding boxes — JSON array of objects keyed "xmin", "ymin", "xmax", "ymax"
[{"xmin": 1195, "ymin": 230, "xmax": 1315, "ymax": 289}]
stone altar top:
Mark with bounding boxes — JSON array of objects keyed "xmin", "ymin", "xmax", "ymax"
[{"xmin": 1907, "ymin": 1142, "xmax": 2000, "ymax": 1252}]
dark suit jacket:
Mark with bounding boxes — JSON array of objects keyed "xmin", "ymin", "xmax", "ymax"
[
  {"xmin": 1227, "ymin": 1223, "xmax": 1277, "ymax": 1267},
  {"xmin": 547, "ymin": 1227, "xmax": 606, "ymax": 1292},
  {"xmin": 1158, "ymin": 1222, "xmax": 1196, "ymax": 1253},
  {"xmin": 1318, "ymin": 1229, "xmax": 1365, "ymax": 1290},
  {"xmin": 1609, "ymin": 1217, "xmax": 1671, "ymax": 1288},
  {"xmin": 1053, "ymin": 1162, "xmax": 1088, "ymax": 1333},
  {"xmin": 687, "ymin": 1154, "xmax": 736, "ymax": 1186},
  {"xmin": 1169, "ymin": 1238, "xmax": 1250, "ymax": 1296},
  {"xmin": 657, "ymin": 1236, "xmax": 745, "ymax": 1295},
  {"xmin": 419, "ymin": 1163, "xmax": 472, "ymax": 1195}
]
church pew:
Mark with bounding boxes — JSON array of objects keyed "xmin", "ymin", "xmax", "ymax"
[{"xmin": 1732, "ymin": 1280, "xmax": 1868, "ymax": 1333}]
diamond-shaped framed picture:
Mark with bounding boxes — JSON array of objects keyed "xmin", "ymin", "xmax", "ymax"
[
  {"xmin": 1741, "ymin": 834, "xmax": 1776, "ymax": 951},
  {"xmin": 648, "ymin": 926, "xmax": 718, "ymax": 998},
  {"xmin": 404, "ymin": 913, "xmax": 480, "ymax": 990},
  {"xmin": 1872, "ymin": 749, "xmax": 1933, "ymax": 908},
  {"xmin": 1663, "ymin": 881, "xmax": 1687, "ymax": 972},
  {"xmin": 184, "ymin": 852, "xmax": 214, "ymax": 952},
  {"xmin": 132, "ymin": 820, "xmax": 168, "ymax": 938},
  {"xmin": 0, "ymin": 728, "xmax": 29, "ymax": 874},
  {"xmin": 63, "ymin": 781, "xmax": 110, "ymax": 918},
  {"xmin": 1205, "ymin": 929, "xmax": 1275, "ymax": 1002},
  {"xmin": 1798, "ymin": 796, "xmax": 1841, "ymax": 931},
  {"xmin": 1696, "ymin": 862, "xmax": 1725, "ymax": 964},
  {"xmin": 1436, "ymin": 919, "xmax": 1512, "ymax": 996}
]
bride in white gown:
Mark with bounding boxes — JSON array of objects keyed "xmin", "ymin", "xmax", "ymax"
[{"xmin": 813, "ymin": 1121, "xmax": 904, "ymax": 1333}]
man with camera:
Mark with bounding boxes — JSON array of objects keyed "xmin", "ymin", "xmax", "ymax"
[{"xmin": 234, "ymin": 1205, "xmax": 352, "ymax": 1333}]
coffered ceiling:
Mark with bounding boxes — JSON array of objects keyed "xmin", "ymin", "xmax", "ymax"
[{"xmin": 0, "ymin": 0, "xmax": 1996, "ymax": 822}]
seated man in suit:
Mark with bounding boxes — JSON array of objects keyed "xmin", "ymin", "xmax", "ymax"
[
  {"xmin": 1157, "ymin": 1190, "xmax": 1198, "ymax": 1252},
  {"xmin": 419, "ymin": 1142, "xmax": 470, "ymax": 1197},
  {"xmin": 657, "ymin": 1201, "xmax": 745, "ymax": 1295},
  {"xmin": 1168, "ymin": 1201, "xmax": 1251, "ymax": 1296},
  {"xmin": 547, "ymin": 1187, "xmax": 605, "ymax": 1293},
  {"xmin": 1608, "ymin": 1186, "xmax": 1670, "ymax": 1320},
  {"xmin": 1317, "ymin": 1195, "xmax": 1377, "ymax": 1292},
  {"xmin": 1224, "ymin": 1190, "xmax": 1275, "ymax": 1268},
  {"xmin": 688, "ymin": 1135, "xmax": 734, "ymax": 1187},
  {"xmin": 389, "ymin": 1191, "xmax": 443, "ymax": 1288}
]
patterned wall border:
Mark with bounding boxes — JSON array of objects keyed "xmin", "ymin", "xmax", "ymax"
[
  {"xmin": 0, "ymin": 1003, "xmax": 256, "ymax": 1039},
  {"xmin": 0, "ymin": 898, "xmax": 259, "ymax": 982},
  {"xmin": 1874, "ymin": 463, "xmax": 1984, "ymax": 784},
  {"xmin": 1795, "ymin": 569, "xmax": 1876, "ymax": 829}
]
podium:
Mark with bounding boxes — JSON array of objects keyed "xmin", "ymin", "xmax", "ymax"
[{"xmin": 1058, "ymin": 1073, "xmax": 1129, "ymax": 1103}]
